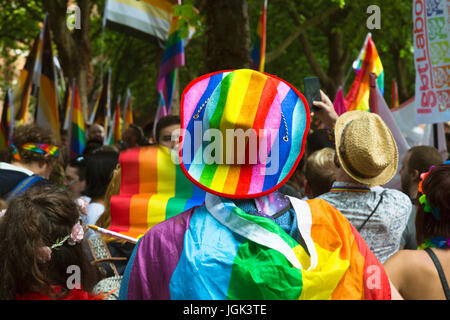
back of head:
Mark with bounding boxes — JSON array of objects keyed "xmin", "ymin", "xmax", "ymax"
[
  {"xmin": 84, "ymin": 150, "xmax": 119, "ymax": 200},
  {"xmin": 304, "ymin": 148, "xmax": 337, "ymax": 197},
  {"xmin": 11, "ymin": 124, "xmax": 57, "ymax": 166},
  {"xmin": 408, "ymin": 146, "xmax": 443, "ymax": 176},
  {"xmin": 416, "ymin": 164, "xmax": 450, "ymax": 246},
  {"xmin": 0, "ymin": 185, "xmax": 97, "ymax": 299}
]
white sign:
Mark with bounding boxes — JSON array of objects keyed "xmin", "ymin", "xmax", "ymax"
[{"xmin": 413, "ymin": 0, "xmax": 450, "ymax": 124}]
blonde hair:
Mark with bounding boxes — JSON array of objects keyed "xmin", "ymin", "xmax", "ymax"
[
  {"xmin": 96, "ymin": 164, "xmax": 122, "ymax": 243},
  {"xmin": 304, "ymin": 147, "xmax": 337, "ymax": 197}
]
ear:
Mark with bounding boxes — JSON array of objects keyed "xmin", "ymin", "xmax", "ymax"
[
  {"xmin": 304, "ymin": 180, "xmax": 314, "ymax": 199},
  {"xmin": 411, "ymin": 169, "xmax": 420, "ymax": 182}
]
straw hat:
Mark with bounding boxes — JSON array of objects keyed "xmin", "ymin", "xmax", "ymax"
[
  {"xmin": 179, "ymin": 69, "xmax": 310, "ymax": 198},
  {"xmin": 334, "ymin": 110, "xmax": 398, "ymax": 187}
]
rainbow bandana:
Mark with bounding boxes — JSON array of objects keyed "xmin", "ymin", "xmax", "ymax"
[
  {"xmin": 180, "ymin": 69, "xmax": 310, "ymax": 198},
  {"xmin": 12, "ymin": 143, "xmax": 59, "ymax": 161}
]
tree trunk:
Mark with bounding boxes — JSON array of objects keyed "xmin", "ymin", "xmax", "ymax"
[
  {"xmin": 202, "ymin": 0, "xmax": 251, "ymax": 73},
  {"xmin": 41, "ymin": 0, "xmax": 92, "ymax": 122},
  {"xmin": 392, "ymin": 46, "xmax": 410, "ymax": 103}
]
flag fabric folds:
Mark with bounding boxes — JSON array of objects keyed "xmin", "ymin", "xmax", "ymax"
[
  {"xmin": 68, "ymin": 81, "xmax": 86, "ymax": 159},
  {"xmin": 153, "ymin": 10, "xmax": 185, "ymax": 138},
  {"xmin": 14, "ymin": 34, "xmax": 41, "ymax": 124},
  {"xmin": 104, "ymin": 0, "xmax": 177, "ymax": 43},
  {"xmin": 109, "ymin": 145, "xmax": 206, "ymax": 239},
  {"xmin": 250, "ymin": 0, "xmax": 268, "ymax": 72},
  {"xmin": 119, "ymin": 193, "xmax": 391, "ymax": 300},
  {"xmin": 345, "ymin": 33, "xmax": 384, "ymax": 112},
  {"xmin": 122, "ymin": 88, "xmax": 134, "ymax": 135},
  {"xmin": 391, "ymin": 79, "xmax": 399, "ymax": 109},
  {"xmin": 35, "ymin": 18, "xmax": 61, "ymax": 142},
  {"xmin": 90, "ymin": 69, "xmax": 111, "ymax": 143},
  {"xmin": 111, "ymin": 97, "xmax": 123, "ymax": 144},
  {"xmin": 0, "ymin": 88, "xmax": 14, "ymax": 150},
  {"xmin": 333, "ymin": 87, "xmax": 347, "ymax": 116}
]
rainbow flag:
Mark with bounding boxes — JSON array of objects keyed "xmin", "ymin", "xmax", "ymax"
[
  {"xmin": 122, "ymin": 88, "xmax": 133, "ymax": 135},
  {"xmin": 156, "ymin": 10, "xmax": 185, "ymax": 115},
  {"xmin": 250, "ymin": 0, "xmax": 267, "ymax": 72},
  {"xmin": 68, "ymin": 81, "xmax": 86, "ymax": 159},
  {"xmin": 345, "ymin": 33, "xmax": 384, "ymax": 112},
  {"xmin": 35, "ymin": 18, "xmax": 61, "ymax": 142},
  {"xmin": 0, "ymin": 88, "xmax": 14, "ymax": 150},
  {"xmin": 119, "ymin": 195, "xmax": 391, "ymax": 300},
  {"xmin": 109, "ymin": 145, "xmax": 206, "ymax": 239},
  {"xmin": 391, "ymin": 79, "xmax": 399, "ymax": 109}
]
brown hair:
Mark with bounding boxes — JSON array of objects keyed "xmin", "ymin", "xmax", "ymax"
[
  {"xmin": 0, "ymin": 185, "xmax": 99, "ymax": 299},
  {"xmin": 415, "ymin": 164, "xmax": 450, "ymax": 245},
  {"xmin": 10, "ymin": 124, "xmax": 58, "ymax": 168},
  {"xmin": 304, "ymin": 148, "xmax": 337, "ymax": 197},
  {"xmin": 407, "ymin": 146, "xmax": 443, "ymax": 178}
]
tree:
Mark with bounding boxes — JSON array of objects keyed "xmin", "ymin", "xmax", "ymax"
[{"xmin": 202, "ymin": 0, "xmax": 252, "ymax": 72}]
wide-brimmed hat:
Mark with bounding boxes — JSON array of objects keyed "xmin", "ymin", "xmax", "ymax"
[
  {"xmin": 335, "ymin": 110, "xmax": 398, "ymax": 187},
  {"xmin": 179, "ymin": 69, "xmax": 310, "ymax": 198}
]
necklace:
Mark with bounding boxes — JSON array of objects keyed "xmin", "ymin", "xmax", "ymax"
[{"xmin": 418, "ymin": 236, "xmax": 450, "ymax": 250}]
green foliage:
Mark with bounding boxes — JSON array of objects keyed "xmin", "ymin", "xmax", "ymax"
[{"xmin": 0, "ymin": 0, "xmax": 416, "ymax": 126}]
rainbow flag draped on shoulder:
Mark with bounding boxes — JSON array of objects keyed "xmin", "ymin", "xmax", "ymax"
[
  {"xmin": 345, "ymin": 33, "xmax": 384, "ymax": 112},
  {"xmin": 250, "ymin": 0, "xmax": 267, "ymax": 72},
  {"xmin": 119, "ymin": 193, "xmax": 391, "ymax": 300},
  {"xmin": 109, "ymin": 145, "xmax": 206, "ymax": 239}
]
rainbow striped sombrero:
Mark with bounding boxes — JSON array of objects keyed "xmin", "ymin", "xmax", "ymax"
[{"xmin": 179, "ymin": 69, "xmax": 310, "ymax": 198}]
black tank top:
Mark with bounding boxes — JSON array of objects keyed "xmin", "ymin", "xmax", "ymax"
[{"xmin": 424, "ymin": 247, "xmax": 450, "ymax": 300}]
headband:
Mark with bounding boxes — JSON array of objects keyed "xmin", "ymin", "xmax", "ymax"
[{"xmin": 12, "ymin": 143, "xmax": 59, "ymax": 161}]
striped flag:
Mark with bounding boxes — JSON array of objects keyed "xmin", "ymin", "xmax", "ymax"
[
  {"xmin": 153, "ymin": 7, "xmax": 185, "ymax": 138},
  {"xmin": 104, "ymin": 0, "xmax": 178, "ymax": 43},
  {"xmin": 0, "ymin": 88, "xmax": 14, "ymax": 150},
  {"xmin": 250, "ymin": 0, "xmax": 268, "ymax": 72},
  {"xmin": 345, "ymin": 33, "xmax": 384, "ymax": 112},
  {"xmin": 119, "ymin": 194, "xmax": 391, "ymax": 300},
  {"xmin": 122, "ymin": 88, "xmax": 134, "ymax": 135},
  {"xmin": 90, "ymin": 69, "xmax": 111, "ymax": 144},
  {"xmin": 14, "ymin": 34, "xmax": 41, "ymax": 124},
  {"xmin": 391, "ymin": 79, "xmax": 399, "ymax": 109},
  {"xmin": 35, "ymin": 18, "xmax": 61, "ymax": 142},
  {"xmin": 68, "ymin": 80, "xmax": 86, "ymax": 159},
  {"xmin": 109, "ymin": 145, "xmax": 206, "ymax": 239}
]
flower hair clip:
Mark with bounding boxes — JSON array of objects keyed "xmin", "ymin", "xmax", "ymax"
[{"xmin": 37, "ymin": 222, "xmax": 84, "ymax": 263}]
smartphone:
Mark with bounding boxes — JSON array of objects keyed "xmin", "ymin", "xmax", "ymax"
[{"xmin": 303, "ymin": 76, "xmax": 321, "ymax": 113}]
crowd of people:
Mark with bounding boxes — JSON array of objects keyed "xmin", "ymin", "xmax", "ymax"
[{"xmin": 0, "ymin": 69, "xmax": 449, "ymax": 300}]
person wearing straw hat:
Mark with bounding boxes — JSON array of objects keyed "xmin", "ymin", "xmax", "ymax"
[
  {"xmin": 313, "ymin": 98, "xmax": 411, "ymax": 264},
  {"xmin": 119, "ymin": 69, "xmax": 397, "ymax": 300}
]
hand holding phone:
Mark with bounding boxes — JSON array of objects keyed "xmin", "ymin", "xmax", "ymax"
[{"xmin": 303, "ymin": 76, "xmax": 321, "ymax": 113}]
